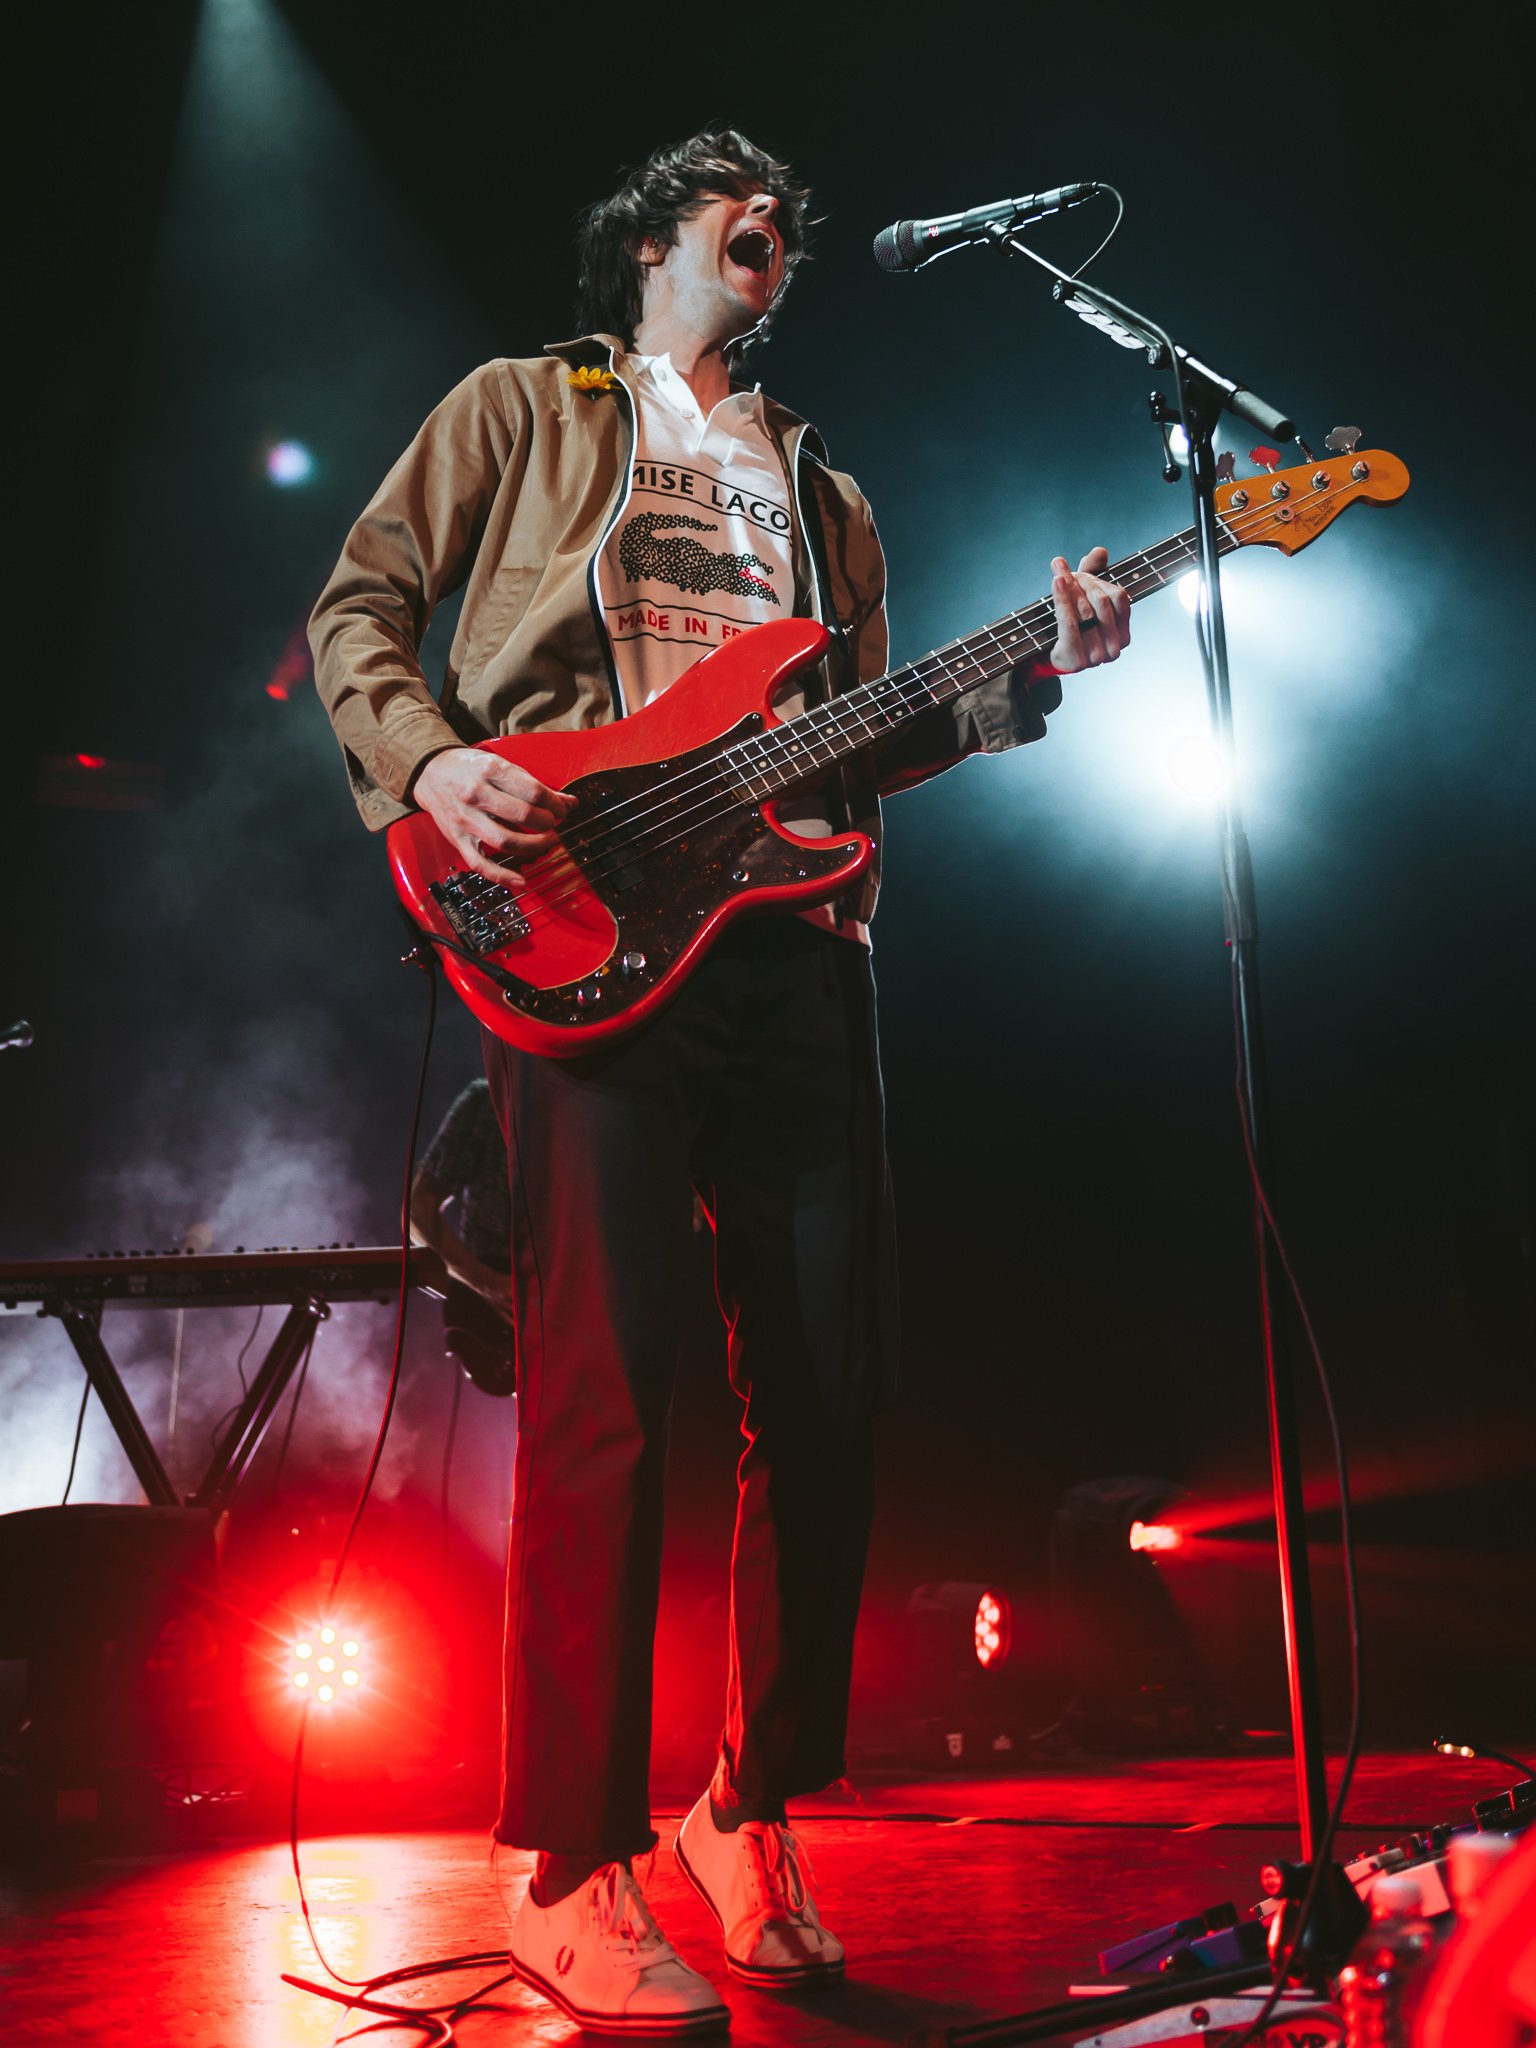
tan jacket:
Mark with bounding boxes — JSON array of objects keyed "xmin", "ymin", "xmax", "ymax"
[{"xmin": 310, "ymin": 336, "xmax": 1058, "ymax": 925}]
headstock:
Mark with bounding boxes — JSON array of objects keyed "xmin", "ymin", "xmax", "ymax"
[{"xmin": 1216, "ymin": 438, "xmax": 1410, "ymax": 556}]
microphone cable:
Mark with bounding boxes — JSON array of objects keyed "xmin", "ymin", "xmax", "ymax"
[
  {"xmin": 1215, "ymin": 946, "xmax": 1365, "ymax": 2047},
  {"xmin": 1139, "ymin": 317, "xmax": 1365, "ymax": 2048},
  {"xmin": 1063, "ymin": 182, "xmax": 1124, "ymax": 281}
]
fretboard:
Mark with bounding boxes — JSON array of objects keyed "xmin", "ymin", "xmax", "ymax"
[{"xmin": 723, "ymin": 520, "xmax": 1234, "ymax": 802}]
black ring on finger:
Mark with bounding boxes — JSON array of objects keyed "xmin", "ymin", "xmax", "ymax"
[{"xmin": 1078, "ymin": 614, "xmax": 1101, "ymax": 632}]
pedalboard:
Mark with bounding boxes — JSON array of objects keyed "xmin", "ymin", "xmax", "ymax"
[{"xmin": 1070, "ymin": 1772, "xmax": 1531, "ymax": 2046}]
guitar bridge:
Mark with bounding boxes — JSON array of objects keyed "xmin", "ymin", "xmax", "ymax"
[{"xmin": 429, "ymin": 868, "xmax": 530, "ymax": 954}]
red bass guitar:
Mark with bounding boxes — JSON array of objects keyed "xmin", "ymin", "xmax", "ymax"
[{"xmin": 388, "ymin": 445, "xmax": 1409, "ymax": 1056}]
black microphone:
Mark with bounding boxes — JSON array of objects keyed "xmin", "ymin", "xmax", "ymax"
[{"xmin": 873, "ymin": 184, "xmax": 1104, "ymax": 273}]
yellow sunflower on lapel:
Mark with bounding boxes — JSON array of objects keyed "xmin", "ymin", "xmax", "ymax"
[{"xmin": 569, "ymin": 366, "xmax": 618, "ymax": 401}]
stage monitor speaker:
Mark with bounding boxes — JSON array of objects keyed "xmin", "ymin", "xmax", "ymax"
[{"xmin": 0, "ymin": 1503, "xmax": 223, "ymax": 1831}]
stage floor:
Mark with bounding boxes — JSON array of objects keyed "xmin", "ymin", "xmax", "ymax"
[{"xmin": 1, "ymin": 1750, "xmax": 1511, "ymax": 2045}]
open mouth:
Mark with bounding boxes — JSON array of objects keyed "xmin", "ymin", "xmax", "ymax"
[{"xmin": 726, "ymin": 227, "xmax": 776, "ymax": 275}]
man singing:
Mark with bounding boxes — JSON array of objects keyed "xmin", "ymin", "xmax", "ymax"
[{"xmin": 311, "ymin": 126, "xmax": 1128, "ymax": 2034}]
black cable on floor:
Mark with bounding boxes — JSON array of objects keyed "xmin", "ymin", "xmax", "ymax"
[{"xmin": 281, "ymin": 1953, "xmax": 516, "ymax": 2038}]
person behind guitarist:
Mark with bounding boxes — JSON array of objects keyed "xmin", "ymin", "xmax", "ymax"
[{"xmin": 310, "ymin": 126, "xmax": 1129, "ymax": 2035}]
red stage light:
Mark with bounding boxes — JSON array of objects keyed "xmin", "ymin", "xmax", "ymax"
[
  {"xmin": 249, "ymin": 1576, "xmax": 454, "ymax": 1773},
  {"xmin": 1129, "ymin": 1520, "xmax": 1182, "ymax": 1554},
  {"xmin": 285, "ymin": 1622, "xmax": 363, "ymax": 1706},
  {"xmin": 974, "ymin": 1590, "xmax": 1010, "ymax": 1668},
  {"xmin": 75, "ymin": 753, "xmax": 106, "ymax": 769}
]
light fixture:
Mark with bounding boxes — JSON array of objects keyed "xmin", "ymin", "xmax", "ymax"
[
  {"xmin": 908, "ymin": 1582, "xmax": 1015, "ymax": 1676},
  {"xmin": 1050, "ymin": 1476, "xmax": 1224, "ymax": 1751},
  {"xmin": 288, "ymin": 1625, "xmax": 364, "ymax": 1707},
  {"xmin": 974, "ymin": 1590, "xmax": 1010, "ymax": 1669}
]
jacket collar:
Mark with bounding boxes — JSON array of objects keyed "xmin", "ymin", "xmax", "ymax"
[
  {"xmin": 545, "ymin": 332, "xmax": 625, "ymax": 367},
  {"xmin": 543, "ymin": 333, "xmax": 829, "ymax": 465}
]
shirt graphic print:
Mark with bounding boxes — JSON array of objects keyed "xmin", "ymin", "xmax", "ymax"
[{"xmin": 599, "ymin": 356, "xmax": 795, "ymax": 717}]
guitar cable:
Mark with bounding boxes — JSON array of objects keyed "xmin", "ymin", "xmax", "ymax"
[{"xmin": 278, "ymin": 936, "xmax": 522, "ymax": 2041}]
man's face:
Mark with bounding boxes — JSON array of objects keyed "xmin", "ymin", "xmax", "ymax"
[{"xmin": 637, "ymin": 187, "xmax": 786, "ymax": 344}]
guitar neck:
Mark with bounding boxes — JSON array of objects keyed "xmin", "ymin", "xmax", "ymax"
[{"xmin": 727, "ymin": 520, "xmax": 1233, "ymax": 798}]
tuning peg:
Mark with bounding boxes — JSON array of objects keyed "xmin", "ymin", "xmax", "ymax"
[
  {"xmin": 1249, "ymin": 446, "xmax": 1281, "ymax": 473},
  {"xmin": 1325, "ymin": 425, "xmax": 1362, "ymax": 453},
  {"xmin": 1215, "ymin": 451, "xmax": 1236, "ymax": 483}
]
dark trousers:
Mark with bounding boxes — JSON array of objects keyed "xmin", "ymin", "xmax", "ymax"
[{"xmin": 482, "ymin": 918, "xmax": 897, "ymax": 1858}]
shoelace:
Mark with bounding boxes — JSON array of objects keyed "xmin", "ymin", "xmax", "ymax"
[
  {"xmin": 589, "ymin": 1863, "xmax": 679, "ymax": 1969},
  {"xmin": 741, "ymin": 1823, "xmax": 814, "ymax": 1921}
]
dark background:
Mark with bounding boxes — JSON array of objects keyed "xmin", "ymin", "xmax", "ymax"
[{"xmin": 7, "ymin": 0, "xmax": 1532, "ymax": 1753}]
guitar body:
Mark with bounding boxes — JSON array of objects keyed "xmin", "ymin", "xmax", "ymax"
[{"xmin": 387, "ymin": 616, "xmax": 874, "ymax": 1056}]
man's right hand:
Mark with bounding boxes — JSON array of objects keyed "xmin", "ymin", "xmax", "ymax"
[{"xmin": 411, "ymin": 746, "xmax": 576, "ymax": 887}]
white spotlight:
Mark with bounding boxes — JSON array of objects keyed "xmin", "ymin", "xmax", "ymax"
[{"xmin": 1163, "ymin": 732, "xmax": 1232, "ymax": 805}]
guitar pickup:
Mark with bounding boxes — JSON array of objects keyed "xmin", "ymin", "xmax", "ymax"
[{"xmin": 430, "ymin": 869, "xmax": 531, "ymax": 954}]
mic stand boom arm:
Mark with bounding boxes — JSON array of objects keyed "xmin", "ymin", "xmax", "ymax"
[{"xmin": 990, "ymin": 223, "xmax": 1331, "ymax": 1863}]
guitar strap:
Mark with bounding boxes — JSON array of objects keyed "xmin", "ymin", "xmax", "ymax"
[{"xmin": 797, "ymin": 454, "xmax": 876, "ymax": 863}]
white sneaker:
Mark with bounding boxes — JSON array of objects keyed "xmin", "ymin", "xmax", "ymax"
[
  {"xmin": 509, "ymin": 1860, "xmax": 730, "ymax": 2035},
  {"xmin": 674, "ymin": 1792, "xmax": 846, "ymax": 1988}
]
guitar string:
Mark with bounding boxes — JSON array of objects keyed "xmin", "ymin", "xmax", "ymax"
[
  {"xmin": 461, "ymin": 503, "xmax": 1285, "ymax": 951},
  {"xmin": 460, "ymin": 493, "xmax": 1312, "ymax": 951},
  {"xmin": 490, "ymin": 473, "xmax": 1354, "ymax": 907},
  {"xmin": 467, "ymin": 486, "xmax": 1317, "ymax": 917},
  {"xmin": 450, "ymin": 575, "xmax": 1139, "ymax": 945},
  {"xmin": 547, "ymin": 467, "xmax": 1362, "ymax": 879},
  {"xmin": 459, "ymin": 544, "xmax": 1248, "ymax": 946},
  {"xmin": 503, "ymin": 529, "xmax": 1201, "ymax": 885},
  {"xmin": 465, "ymin": 538, "xmax": 1195, "ymax": 932},
  {"xmin": 451, "ymin": 475, "xmax": 1371, "ymax": 953}
]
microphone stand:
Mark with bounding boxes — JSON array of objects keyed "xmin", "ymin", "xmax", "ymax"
[{"xmin": 912, "ymin": 230, "xmax": 1335, "ymax": 2048}]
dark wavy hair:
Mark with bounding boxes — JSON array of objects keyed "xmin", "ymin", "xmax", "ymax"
[{"xmin": 574, "ymin": 127, "xmax": 812, "ymax": 359}]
